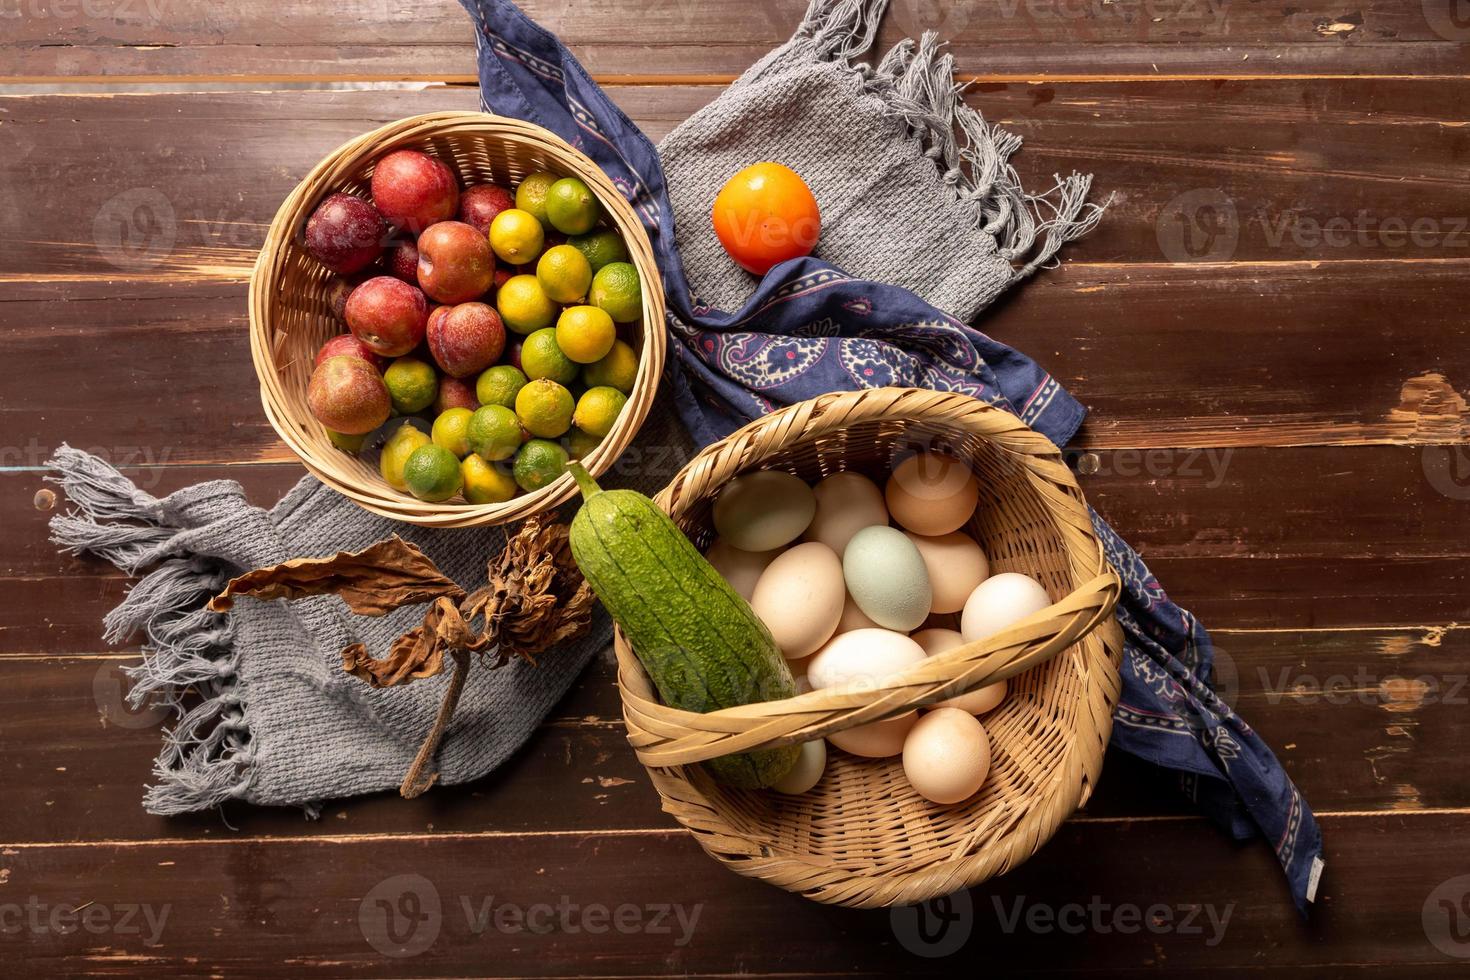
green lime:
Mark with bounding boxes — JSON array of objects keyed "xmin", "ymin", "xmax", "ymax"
[
  {"xmin": 588, "ymin": 261, "xmax": 642, "ymax": 324},
  {"xmin": 569, "ymin": 229, "xmax": 628, "ymax": 272},
  {"xmin": 379, "ymin": 421, "xmax": 431, "ymax": 491},
  {"xmin": 488, "ymin": 208, "xmax": 545, "ymax": 265},
  {"xmin": 461, "ymin": 454, "xmax": 518, "ymax": 505},
  {"xmin": 475, "ymin": 364, "xmax": 528, "ymax": 408},
  {"xmin": 513, "ymin": 438, "xmax": 569, "ymax": 492},
  {"xmin": 565, "ymin": 427, "xmax": 602, "ymax": 460},
  {"xmin": 555, "ymin": 305, "xmax": 616, "ymax": 364},
  {"xmin": 326, "ymin": 429, "xmax": 367, "ymax": 453},
  {"xmin": 520, "ymin": 327, "xmax": 579, "ymax": 385},
  {"xmin": 431, "ymin": 407, "xmax": 474, "ymax": 458},
  {"xmin": 535, "ymin": 244, "xmax": 592, "ymax": 304},
  {"xmin": 466, "ymin": 404, "xmax": 525, "ymax": 462},
  {"xmin": 514, "ymin": 170, "xmax": 559, "ymax": 230},
  {"xmin": 582, "ymin": 339, "xmax": 639, "ymax": 393},
  {"xmin": 573, "ymin": 386, "xmax": 628, "ymax": 439},
  {"xmin": 383, "ymin": 357, "xmax": 438, "ymax": 415},
  {"xmin": 545, "ymin": 177, "xmax": 600, "ymax": 235},
  {"xmin": 515, "ymin": 378, "xmax": 575, "ymax": 438},
  {"xmin": 403, "ymin": 444, "xmax": 464, "ymax": 502},
  {"xmin": 496, "ymin": 274, "xmax": 556, "ymax": 335}
]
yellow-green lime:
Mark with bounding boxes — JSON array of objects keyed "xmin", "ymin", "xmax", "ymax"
[
  {"xmin": 475, "ymin": 364, "xmax": 528, "ymax": 408},
  {"xmin": 514, "ymin": 171, "xmax": 558, "ymax": 230},
  {"xmin": 460, "ymin": 454, "xmax": 518, "ymax": 505},
  {"xmin": 588, "ymin": 261, "xmax": 641, "ymax": 323},
  {"xmin": 379, "ymin": 422, "xmax": 431, "ymax": 491},
  {"xmin": 488, "ymin": 208, "xmax": 545, "ymax": 265},
  {"xmin": 466, "ymin": 404, "xmax": 524, "ymax": 462},
  {"xmin": 383, "ymin": 357, "xmax": 438, "ymax": 415},
  {"xmin": 555, "ymin": 305, "xmax": 616, "ymax": 364},
  {"xmin": 573, "ymin": 385, "xmax": 628, "ymax": 439},
  {"xmin": 520, "ymin": 327, "xmax": 579, "ymax": 385},
  {"xmin": 403, "ymin": 444, "xmax": 463, "ymax": 502},
  {"xmin": 545, "ymin": 177, "xmax": 600, "ymax": 235},
  {"xmin": 513, "ymin": 438, "xmax": 569, "ymax": 492},
  {"xmin": 582, "ymin": 339, "xmax": 639, "ymax": 393},
  {"xmin": 569, "ymin": 229, "xmax": 628, "ymax": 272},
  {"xmin": 326, "ymin": 429, "xmax": 367, "ymax": 453},
  {"xmin": 515, "ymin": 378, "xmax": 575, "ymax": 438},
  {"xmin": 565, "ymin": 427, "xmax": 602, "ymax": 460},
  {"xmin": 535, "ymin": 244, "xmax": 592, "ymax": 304},
  {"xmin": 431, "ymin": 407, "xmax": 474, "ymax": 458},
  {"xmin": 496, "ymin": 274, "xmax": 556, "ymax": 334}
]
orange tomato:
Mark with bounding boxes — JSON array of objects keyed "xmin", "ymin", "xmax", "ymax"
[{"xmin": 711, "ymin": 162, "xmax": 821, "ymax": 275}]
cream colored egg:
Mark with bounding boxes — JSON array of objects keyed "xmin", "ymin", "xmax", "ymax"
[
  {"xmin": 705, "ymin": 538, "xmax": 780, "ymax": 601},
  {"xmin": 885, "ymin": 453, "xmax": 979, "ymax": 536},
  {"xmin": 712, "ymin": 470, "xmax": 816, "ymax": 552},
  {"xmin": 902, "ymin": 708, "xmax": 991, "ymax": 804},
  {"xmin": 751, "ymin": 542, "xmax": 845, "ymax": 660},
  {"xmin": 772, "ymin": 739, "xmax": 827, "ymax": 794},
  {"xmin": 843, "ymin": 525, "xmax": 932, "ymax": 632},
  {"xmin": 960, "ymin": 572, "xmax": 1052, "ymax": 643},
  {"xmin": 836, "ymin": 594, "xmax": 879, "ymax": 633},
  {"xmin": 911, "ymin": 628, "xmax": 1007, "ymax": 715},
  {"xmin": 803, "ymin": 471, "xmax": 888, "ymax": 557},
  {"xmin": 829, "ymin": 712, "xmax": 917, "ymax": 758},
  {"xmin": 903, "ymin": 530, "xmax": 989, "ymax": 614}
]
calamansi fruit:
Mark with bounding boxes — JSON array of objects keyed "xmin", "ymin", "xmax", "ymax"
[
  {"xmin": 495, "ymin": 274, "xmax": 556, "ymax": 334},
  {"xmin": 536, "ymin": 244, "xmax": 593, "ymax": 304},
  {"xmin": 555, "ymin": 305, "xmax": 616, "ymax": 364},
  {"xmin": 488, "ymin": 208, "xmax": 544, "ymax": 265},
  {"xmin": 711, "ymin": 162, "xmax": 821, "ymax": 275}
]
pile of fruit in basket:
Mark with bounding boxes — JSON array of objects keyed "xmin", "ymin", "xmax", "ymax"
[
  {"xmin": 300, "ymin": 148, "xmax": 642, "ymax": 504},
  {"xmin": 566, "ymin": 451, "xmax": 1051, "ymax": 804}
]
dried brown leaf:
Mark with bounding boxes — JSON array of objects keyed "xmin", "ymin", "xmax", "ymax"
[{"xmin": 209, "ymin": 536, "xmax": 464, "ymax": 616}]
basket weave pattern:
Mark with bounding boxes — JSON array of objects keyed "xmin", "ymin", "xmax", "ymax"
[
  {"xmin": 613, "ymin": 387, "xmax": 1124, "ymax": 907},
  {"xmin": 248, "ymin": 112, "xmax": 667, "ymax": 527}
]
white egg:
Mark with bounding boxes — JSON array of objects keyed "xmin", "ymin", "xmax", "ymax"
[
  {"xmin": 843, "ymin": 525, "xmax": 932, "ymax": 632},
  {"xmin": 911, "ymin": 628, "xmax": 1007, "ymax": 715},
  {"xmin": 902, "ymin": 708, "xmax": 991, "ymax": 804},
  {"xmin": 712, "ymin": 470, "xmax": 816, "ymax": 551},
  {"xmin": 803, "ymin": 472, "xmax": 888, "ymax": 557},
  {"xmin": 960, "ymin": 572, "xmax": 1053, "ymax": 643},
  {"xmin": 705, "ymin": 538, "xmax": 779, "ymax": 601},
  {"xmin": 836, "ymin": 594, "xmax": 878, "ymax": 633},
  {"xmin": 829, "ymin": 712, "xmax": 917, "ymax": 758},
  {"xmin": 806, "ymin": 628, "xmax": 927, "ymax": 694},
  {"xmin": 772, "ymin": 739, "xmax": 827, "ymax": 794},
  {"xmin": 807, "ymin": 629, "xmax": 927, "ymax": 759},
  {"xmin": 903, "ymin": 530, "xmax": 989, "ymax": 614},
  {"xmin": 885, "ymin": 453, "xmax": 979, "ymax": 536},
  {"xmin": 751, "ymin": 542, "xmax": 845, "ymax": 660}
]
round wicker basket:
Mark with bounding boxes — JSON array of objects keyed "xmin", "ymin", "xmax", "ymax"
[
  {"xmin": 613, "ymin": 387, "xmax": 1124, "ymax": 908},
  {"xmin": 248, "ymin": 112, "xmax": 666, "ymax": 527}
]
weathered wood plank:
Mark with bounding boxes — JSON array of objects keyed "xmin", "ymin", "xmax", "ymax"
[
  {"xmin": 4, "ymin": 0, "xmax": 1468, "ymax": 81},
  {"xmin": 3, "ymin": 811, "xmax": 1466, "ymax": 975}
]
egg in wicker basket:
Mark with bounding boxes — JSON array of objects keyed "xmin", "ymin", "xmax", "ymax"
[
  {"xmin": 248, "ymin": 111, "xmax": 666, "ymax": 527},
  {"xmin": 613, "ymin": 387, "xmax": 1124, "ymax": 908}
]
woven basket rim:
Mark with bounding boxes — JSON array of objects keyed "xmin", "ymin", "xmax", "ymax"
[
  {"xmin": 248, "ymin": 110, "xmax": 667, "ymax": 527},
  {"xmin": 611, "ymin": 387, "xmax": 1124, "ymax": 908}
]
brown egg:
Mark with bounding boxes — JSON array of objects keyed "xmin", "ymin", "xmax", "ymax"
[{"xmin": 885, "ymin": 453, "xmax": 979, "ymax": 536}]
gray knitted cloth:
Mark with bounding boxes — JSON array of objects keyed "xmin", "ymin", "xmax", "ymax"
[{"xmin": 52, "ymin": 0, "xmax": 1095, "ymax": 813}]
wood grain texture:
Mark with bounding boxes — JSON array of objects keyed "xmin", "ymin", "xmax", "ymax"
[{"xmin": 5, "ymin": 0, "xmax": 1470, "ymax": 81}]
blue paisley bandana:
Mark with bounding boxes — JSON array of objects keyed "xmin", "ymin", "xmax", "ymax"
[{"xmin": 460, "ymin": 0, "xmax": 1322, "ymax": 913}]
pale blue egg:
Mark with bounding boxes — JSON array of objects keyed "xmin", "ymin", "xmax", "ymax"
[{"xmin": 842, "ymin": 525, "xmax": 932, "ymax": 631}]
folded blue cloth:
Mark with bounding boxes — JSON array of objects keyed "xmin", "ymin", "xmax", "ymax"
[{"xmin": 460, "ymin": 0, "xmax": 1322, "ymax": 913}]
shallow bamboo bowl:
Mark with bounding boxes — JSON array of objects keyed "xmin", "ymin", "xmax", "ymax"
[
  {"xmin": 249, "ymin": 112, "xmax": 666, "ymax": 527},
  {"xmin": 613, "ymin": 387, "xmax": 1124, "ymax": 908}
]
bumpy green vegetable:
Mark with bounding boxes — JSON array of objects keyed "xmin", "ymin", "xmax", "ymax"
[{"xmin": 566, "ymin": 463, "xmax": 799, "ymax": 789}]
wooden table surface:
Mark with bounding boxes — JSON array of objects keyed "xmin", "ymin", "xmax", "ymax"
[{"xmin": 5, "ymin": 1, "xmax": 1470, "ymax": 975}]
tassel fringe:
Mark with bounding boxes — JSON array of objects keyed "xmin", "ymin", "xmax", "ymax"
[
  {"xmin": 797, "ymin": 0, "xmax": 1107, "ymax": 281},
  {"xmin": 47, "ymin": 445, "xmax": 252, "ymax": 814}
]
